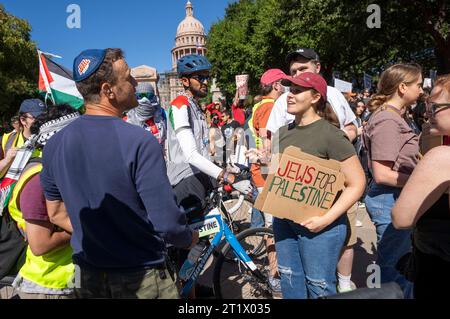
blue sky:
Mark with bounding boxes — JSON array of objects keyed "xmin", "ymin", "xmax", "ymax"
[{"xmin": 3, "ymin": 0, "xmax": 235, "ymax": 72}]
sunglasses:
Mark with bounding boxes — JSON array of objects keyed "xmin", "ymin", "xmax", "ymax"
[
  {"xmin": 136, "ymin": 92, "xmax": 155, "ymax": 100},
  {"xmin": 189, "ymin": 75, "xmax": 210, "ymax": 83},
  {"xmin": 426, "ymin": 101, "xmax": 450, "ymax": 117},
  {"xmin": 289, "ymin": 86, "xmax": 310, "ymax": 95}
]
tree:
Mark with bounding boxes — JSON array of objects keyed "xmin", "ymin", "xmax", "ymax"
[
  {"xmin": 206, "ymin": 0, "xmax": 449, "ymax": 97},
  {"xmin": 0, "ymin": 5, "xmax": 38, "ymax": 122}
]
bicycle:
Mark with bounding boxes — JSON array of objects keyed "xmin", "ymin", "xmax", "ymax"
[{"xmin": 176, "ymin": 179, "xmax": 276, "ymax": 299}]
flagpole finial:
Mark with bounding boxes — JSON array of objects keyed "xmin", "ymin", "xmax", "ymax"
[{"xmin": 186, "ymin": 1, "xmax": 193, "ymax": 17}]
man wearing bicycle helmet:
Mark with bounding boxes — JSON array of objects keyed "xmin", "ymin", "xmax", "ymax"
[
  {"xmin": 167, "ymin": 55, "xmax": 251, "ymax": 209},
  {"xmin": 167, "ymin": 55, "xmax": 251, "ymax": 297}
]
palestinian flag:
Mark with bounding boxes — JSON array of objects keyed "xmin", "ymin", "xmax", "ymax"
[{"xmin": 38, "ymin": 50, "xmax": 84, "ymax": 109}]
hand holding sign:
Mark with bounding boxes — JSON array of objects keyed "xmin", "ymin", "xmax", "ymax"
[{"xmin": 300, "ymin": 215, "xmax": 333, "ymax": 233}]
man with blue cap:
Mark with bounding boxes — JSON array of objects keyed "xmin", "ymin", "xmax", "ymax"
[{"xmin": 40, "ymin": 48, "xmax": 198, "ymax": 299}]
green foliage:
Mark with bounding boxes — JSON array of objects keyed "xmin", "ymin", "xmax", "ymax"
[
  {"xmin": 207, "ymin": 0, "xmax": 449, "ymax": 97},
  {"xmin": 0, "ymin": 5, "xmax": 38, "ymax": 122}
]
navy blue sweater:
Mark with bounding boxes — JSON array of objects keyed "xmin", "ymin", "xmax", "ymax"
[{"xmin": 41, "ymin": 115, "xmax": 192, "ymax": 270}]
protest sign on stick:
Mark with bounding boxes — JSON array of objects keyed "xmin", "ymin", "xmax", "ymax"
[{"xmin": 236, "ymin": 74, "xmax": 249, "ymax": 100}]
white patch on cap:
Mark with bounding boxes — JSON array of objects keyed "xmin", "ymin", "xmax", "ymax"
[{"xmin": 78, "ymin": 59, "xmax": 91, "ymax": 76}]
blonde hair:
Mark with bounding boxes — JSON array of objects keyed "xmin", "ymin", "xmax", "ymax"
[{"xmin": 368, "ymin": 63, "xmax": 422, "ymax": 112}]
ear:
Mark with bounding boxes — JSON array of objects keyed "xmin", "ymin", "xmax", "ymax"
[
  {"xmin": 101, "ymin": 82, "xmax": 114, "ymax": 99},
  {"xmin": 19, "ymin": 116, "xmax": 27, "ymax": 126},
  {"xmin": 399, "ymin": 82, "xmax": 408, "ymax": 95},
  {"xmin": 311, "ymin": 92, "xmax": 322, "ymax": 105},
  {"xmin": 273, "ymin": 82, "xmax": 282, "ymax": 92},
  {"xmin": 181, "ymin": 77, "xmax": 190, "ymax": 87},
  {"xmin": 315, "ymin": 62, "xmax": 321, "ymax": 73}
]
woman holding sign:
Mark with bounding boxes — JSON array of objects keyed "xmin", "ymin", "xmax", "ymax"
[
  {"xmin": 363, "ymin": 64, "xmax": 423, "ymax": 298},
  {"xmin": 392, "ymin": 74, "xmax": 450, "ymax": 298},
  {"xmin": 272, "ymin": 72, "xmax": 365, "ymax": 299}
]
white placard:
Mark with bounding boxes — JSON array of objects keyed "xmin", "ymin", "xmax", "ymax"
[
  {"xmin": 423, "ymin": 78, "xmax": 432, "ymax": 89},
  {"xmin": 334, "ymin": 78, "xmax": 353, "ymax": 93}
]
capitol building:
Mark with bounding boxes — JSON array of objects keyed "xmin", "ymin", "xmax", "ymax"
[{"xmin": 132, "ymin": 1, "xmax": 222, "ymax": 109}]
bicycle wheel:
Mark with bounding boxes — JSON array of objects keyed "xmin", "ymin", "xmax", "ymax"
[{"xmin": 213, "ymin": 227, "xmax": 275, "ymax": 299}]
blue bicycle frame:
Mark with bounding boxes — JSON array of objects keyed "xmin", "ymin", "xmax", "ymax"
[{"xmin": 180, "ymin": 208, "xmax": 262, "ymax": 298}]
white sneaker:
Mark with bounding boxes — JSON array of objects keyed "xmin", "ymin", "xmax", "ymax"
[
  {"xmin": 358, "ymin": 202, "xmax": 366, "ymax": 208},
  {"xmin": 355, "ymin": 219, "xmax": 363, "ymax": 227},
  {"xmin": 337, "ymin": 281, "xmax": 357, "ymax": 293}
]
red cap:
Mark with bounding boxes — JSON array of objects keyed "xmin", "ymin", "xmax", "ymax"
[
  {"xmin": 260, "ymin": 69, "xmax": 287, "ymax": 85},
  {"xmin": 281, "ymin": 72, "xmax": 327, "ymax": 102}
]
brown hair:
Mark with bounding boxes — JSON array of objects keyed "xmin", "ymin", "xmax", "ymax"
[
  {"xmin": 368, "ymin": 63, "xmax": 422, "ymax": 112},
  {"xmin": 76, "ymin": 48, "xmax": 124, "ymax": 103},
  {"xmin": 434, "ymin": 74, "xmax": 450, "ymax": 97},
  {"xmin": 311, "ymin": 89, "xmax": 340, "ymax": 128}
]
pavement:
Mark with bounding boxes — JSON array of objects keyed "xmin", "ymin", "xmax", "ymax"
[
  {"xmin": 197, "ymin": 202, "xmax": 378, "ymax": 297},
  {"xmin": 351, "ymin": 205, "xmax": 378, "ymax": 288}
]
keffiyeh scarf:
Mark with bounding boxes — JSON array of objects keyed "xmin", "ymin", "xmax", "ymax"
[{"xmin": 0, "ymin": 112, "xmax": 80, "ymax": 215}]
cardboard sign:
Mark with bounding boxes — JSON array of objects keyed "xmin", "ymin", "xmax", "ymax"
[{"xmin": 254, "ymin": 146, "xmax": 345, "ymax": 224}]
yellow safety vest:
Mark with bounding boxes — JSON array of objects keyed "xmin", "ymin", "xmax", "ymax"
[
  {"xmin": 9, "ymin": 163, "xmax": 74, "ymax": 289},
  {"xmin": 1, "ymin": 132, "xmax": 41, "ymax": 178},
  {"xmin": 248, "ymin": 98, "xmax": 274, "ymax": 149}
]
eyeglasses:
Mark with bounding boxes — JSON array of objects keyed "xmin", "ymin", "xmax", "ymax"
[
  {"xmin": 21, "ymin": 115, "xmax": 35, "ymax": 121},
  {"xmin": 189, "ymin": 75, "xmax": 210, "ymax": 83},
  {"xmin": 426, "ymin": 101, "xmax": 450, "ymax": 117}
]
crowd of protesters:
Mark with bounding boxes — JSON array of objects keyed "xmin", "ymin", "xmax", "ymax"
[{"xmin": 0, "ymin": 45, "xmax": 449, "ymax": 300}]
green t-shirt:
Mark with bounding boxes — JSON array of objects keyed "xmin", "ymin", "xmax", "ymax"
[{"xmin": 274, "ymin": 119, "xmax": 356, "ymax": 161}]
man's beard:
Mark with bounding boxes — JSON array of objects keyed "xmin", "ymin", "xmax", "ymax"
[{"xmin": 191, "ymin": 85, "xmax": 208, "ymax": 98}]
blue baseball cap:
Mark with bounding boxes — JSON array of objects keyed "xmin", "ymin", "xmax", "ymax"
[
  {"xmin": 73, "ymin": 49, "xmax": 107, "ymax": 82},
  {"xmin": 19, "ymin": 99, "xmax": 46, "ymax": 117}
]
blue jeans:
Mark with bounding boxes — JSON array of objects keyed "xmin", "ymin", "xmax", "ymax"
[
  {"xmin": 273, "ymin": 216, "xmax": 347, "ymax": 299},
  {"xmin": 365, "ymin": 181, "xmax": 413, "ymax": 298},
  {"xmin": 251, "ymin": 188, "xmax": 265, "ymax": 228}
]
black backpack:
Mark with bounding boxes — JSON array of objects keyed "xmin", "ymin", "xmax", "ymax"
[
  {"xmin": 0, "ymin": 211, "xmax": 27, "ymax": 279},
  {"xmin": 0, "ymin": 157, "xmax": 42, "ymax": 279}
]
